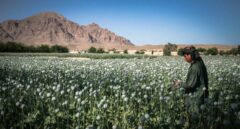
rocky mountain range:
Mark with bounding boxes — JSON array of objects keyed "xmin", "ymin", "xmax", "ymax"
[{"xmin": 0, "ymin": 12, "xmax": 134, "ymax": 50}]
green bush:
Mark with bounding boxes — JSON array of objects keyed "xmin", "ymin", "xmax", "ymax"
[
  {"xmin": 228, "ymin": 48, "xmax": 238, "ymax": 55},
  {"xmin": 88, "ymin": 47, "xmax": 97, "ymax": 53},
  {"xmin": 197, "ymin": 48, "xmax": 207, "ymax": 53},
  {"xmin": 219, "ymin": 50, "xmax": 225, "ymax": 55},
  {"xmin": 238, "ymin": 45, "xmax": 240, "ymax": 54},
  {"xmin": 51, "ymin": 45, "xmax": 69, "ymax": 53},
  {"xmin": 163, "ymin": 43, "xmax": 177, "ymax": 56},
  {"xmin": 205, "ymin": 47, "xmax": 218, "ymax": 55},
  {"xmin": 0, "ymin": 42, "xmax": 69, "ymax": 53},
  {"xmin": 37, "ymin": 45, "xmax": 51, "ymax": 52},
  {"xmin": 124, "ymin": 49, "xmax": 128, "ymax": 54},
  {"xmin": 88, "ymin": 47, "xmax": 106, "ymax": 53},
  {"xmin": 220, "ymin": 46, "xmax": 240, "ymax": 55},
  {"xmin": 135, "ymin": 50, "xmax": 145, "ymax": 54},
  {"xmin": 96, "ymin": 48, "xmax": 105, "ymax": 53},
  {"xmin": 163, "ymin": 48, "xmax": 171, "ymax": 56}
]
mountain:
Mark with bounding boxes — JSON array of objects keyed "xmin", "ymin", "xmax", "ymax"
[{"xmin": 0, "ymin": 12, "xmax": 134, "ymax": 50}]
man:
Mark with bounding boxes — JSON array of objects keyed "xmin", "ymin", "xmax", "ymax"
[{"xmin": 175, "ymin": 46, "xmax": 209, "ymax": 111}]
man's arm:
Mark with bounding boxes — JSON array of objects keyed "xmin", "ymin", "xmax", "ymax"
[{"xmin": 181, "ymin": 66, "xmax": 199, "ymax": 93}]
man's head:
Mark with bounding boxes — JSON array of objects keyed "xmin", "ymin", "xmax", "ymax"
[
  {"xmin": 182, "ymin": 46, "xmax": 200, "ymax": 63},
  {"xmin": 183, "ymin": 53, "xmax": 193, "ymax": 63}
]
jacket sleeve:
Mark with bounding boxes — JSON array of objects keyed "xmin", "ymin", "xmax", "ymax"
[{"xmin": 181, "ymin": 65, "xmax": 199, "ymax": 93}]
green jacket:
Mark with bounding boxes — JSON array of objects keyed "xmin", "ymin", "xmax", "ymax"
[{"xmin": 182, "ymin": 58, "xmax": 209, "ymax": 98}]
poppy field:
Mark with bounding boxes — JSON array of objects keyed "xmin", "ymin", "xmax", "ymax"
[{"xmin": 0, "ymin": 55, "xmax": 239, "ymax": 129}]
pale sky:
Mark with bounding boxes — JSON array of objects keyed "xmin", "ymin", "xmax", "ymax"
[{"xmin": 1, "ymin": 0, "xmax": 240, "ymax": 45}]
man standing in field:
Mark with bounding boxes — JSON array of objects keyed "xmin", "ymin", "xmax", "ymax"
[{"xmin": 175, "ymin": 46, "xmax": 209, "ymax": 112}]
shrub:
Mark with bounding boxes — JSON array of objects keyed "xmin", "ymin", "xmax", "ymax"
[
  {"xmin": 88, "ymin": 47, "xmax": 97, "ymax": 53},
  {"xmin": 37, "ymin": 45, "xmax": 51, "ymax": 52},
  {"xmin": 124, "ymin": 49, "xmax": 128, "ymax": 54},
  {"xmin": 197, "ymin": 48, "xmax": 207, "ymax": 53},
  {"xmin": 228, "ymin": 48, "xmax": 238, "ymax": 55},
  {"xmin": 206, "ymin": 47, "xmax": 218, "ymax": 55},
  {"xmin": 96, "ymin": 48, "xmax": 105, "ymax": 53},
  {"xmin": 238, "ymin": 45, "xmax": 240, "ymax": 54},
  {"xmin": 163, "ymin": 43, "xmax": 177, "ymax": 56},
  {"xmin": 219, "ymin": 50, "xmax": 225, "ymax": 55},
  {"xmin": 135, "ymin": 50, "xmax": 145, "ymax": 54},
  {"xmin": 0, "ymin": 42, "xmax": 69, "ymax": 53},
  {"xmin": 51, "ymin": 45, "xmax": 69, "ymax": 53}
]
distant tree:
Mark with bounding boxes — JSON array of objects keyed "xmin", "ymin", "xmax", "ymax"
[
  {"xmin": 28, "ymin": 46, "xmax": 37, "ymax": 52},
  {"xmin": 123, "ymin": 49, "xmax": 128, "ymax": 54},
  {"xmin": 0, "ymin": 42, "xmax": 69, "ymax": 53},
  {"xmin": 135, "ymin": 50, "xmax": 145, "ymax": 54},
  {"xmin": 219, "ymin": 50, "xmax": 225, "ymax": 55},
  {"xmin": 229, "ymin": 48, "xmax": 238, "ymax": 55},
  {"xmin": 50, "ymin": 45, "xmax": 58, "ymax": 52},
  {"xmin": 111, "ymin": 48, "xmax": 122, "ymax": 54},
  {"xmin": 3, "ymin": 42, "xmax": 25, "ymax": 52},
  {"xmin": 163, "ymin": 48, "xmax": 171, "ymax": 56},
  {"xmin": 0, "ymin": 43, "xmax": 5, "ymax": 52},
  {"xmin": 238, "ymin": 45, "xmax": 240, "ymax": 54},
  {"xmin": 163, "ymin": 43, "xmax": 177, "ymax": 56},
  {"xmin": 114, "ymin": 51, "xmax": 120, "ymax": 54},
  {"xmin": 37, "ymin": 45, "xmax": 51, "ymax": 52},
  {"xmin": 206, "ymin": 47, "xmax": 218, "ymax": 55},
  {"xmin": 110, "ymin": 48, "xmax": 117, "ymax": 53},
  {"xmin": 88, "ymin": 46, "xmax": 97, "ymax": 53},
  {"xmin": 51, "ymin": 45, "xmax": 69, "ymax": 53},
  {"xmin": 224, "ymin": 50, "xmax": 231, "ymax": 55},
  {"xmin": 197, "ymin": 48, "xmax": 207, "ymax": 53},
  {"xmin": 166, "ymin": 42, "xmax": 177, "ymax": 51},
  {"xmin": 4, "ymin": 42, "xmax": 15, "ymax": 52},
  {"xmin": 96, "ymin": 48, "xmax": 105, "ymax": 53}
]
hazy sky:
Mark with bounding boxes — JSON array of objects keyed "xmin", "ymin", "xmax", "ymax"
[{"xmin": 0, "ymin": 0, "xmax": 240, "ymax": 45}]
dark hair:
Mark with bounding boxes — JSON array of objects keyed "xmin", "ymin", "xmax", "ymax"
[{"xmin": 182, "ymin": 46, "xmax": 200, "ymax": 60}]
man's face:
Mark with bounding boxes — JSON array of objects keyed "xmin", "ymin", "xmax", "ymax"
[{"xmin": 184, "ymin": 54, "xmax": 192, "ymax": 63}]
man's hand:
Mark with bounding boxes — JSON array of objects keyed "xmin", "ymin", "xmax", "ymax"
[{"xmin": 174, "ymin": 79, "xmax": 181, "ymax": 87}]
